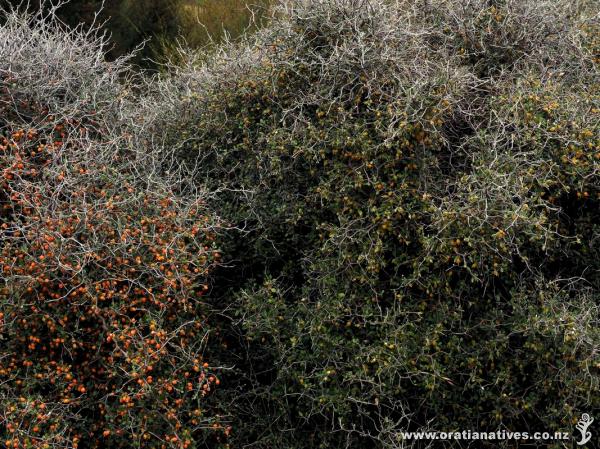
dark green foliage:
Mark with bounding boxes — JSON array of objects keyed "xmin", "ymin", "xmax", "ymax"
[{"xmin": 169, "ymin": 0, "xmax": 600, "ymax": 447}]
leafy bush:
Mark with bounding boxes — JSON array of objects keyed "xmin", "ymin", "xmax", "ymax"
[
  {"xmin": 0, "ymin": 7, "xmax": 225, "ymax": 449},
  {"xmin": 1, "ymin": 1, "xmax": 599, "ymax": 448},
  {"xmin": 165, "ymin": 0, "xmax": 600, "ymax": 447}
]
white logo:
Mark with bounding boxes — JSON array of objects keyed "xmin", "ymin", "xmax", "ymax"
[{"xmin": 575, "ymin": 413, "xmax": 593, "ymax": 446}]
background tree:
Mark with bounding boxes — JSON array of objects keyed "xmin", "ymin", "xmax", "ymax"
[{"xmin": 1, "ymin": 0, "xmax": 272, "ymax": 67}]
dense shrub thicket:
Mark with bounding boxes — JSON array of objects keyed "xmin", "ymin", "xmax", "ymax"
[
  {"xmin": 165, "ymin": 0, "xmax": 600, "ymax": 447},
  {"xmin": 1, "ymin": 1, "xmax": 599, "ymax": 449},
  {"xmin": 0, "ymin": 7, "xmax": 225, "ymax": 449}
]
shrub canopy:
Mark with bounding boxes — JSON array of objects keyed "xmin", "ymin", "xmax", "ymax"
[
  {"xmin": 1, "ymin": 1, "xmax": 599, "ymax": 449},
  {"xmin": 167, "ymin": 0, "xmax": 599, "ymax": 447},
  {"xmin": 0, "ymin": 6, "xmax": 224, "ymax": 449}
]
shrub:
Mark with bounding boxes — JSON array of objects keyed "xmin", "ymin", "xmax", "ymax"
[
  {"xmin": 1, "ymin": 1, "xmax": 599, "ymax": 448},
  {"xmin": 167, "ymin": 0, "xmax": 600, "ymax": 447},
  {"xmin": 0, "ymin": 6, "xmax": 225, "ymax": 449}
]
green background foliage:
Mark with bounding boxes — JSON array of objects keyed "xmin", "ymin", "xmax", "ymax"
[{"xmin": 2, "ymin": 0, "xmax": 271, "ymax": 66}]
